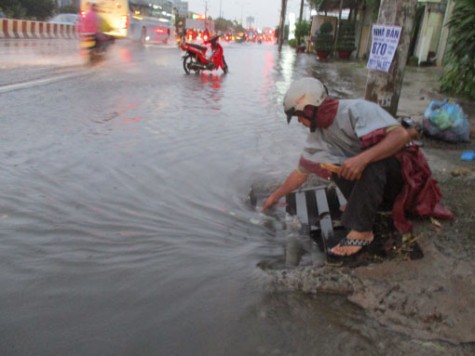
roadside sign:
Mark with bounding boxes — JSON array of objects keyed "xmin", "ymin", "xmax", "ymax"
[{"xmin": 367, "ymin": 25, "xmax": 402, "ymax": 72}]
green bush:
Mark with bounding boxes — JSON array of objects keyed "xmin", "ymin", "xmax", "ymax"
[
  {"xmin": 440, "ymin": 0, "xmax": 475, "ymax": 99},
  {"xmin": 58, "ymin": 5, "xmax": 79, "ymax": 14},
  {"xmin": 320, "ymin": 22, "xmax": 333, "ymax": 35},
  {"xmin": 294, "ymin": 20, "xmax": 310, "ymax": 46},
  {"xmin": 314, "ymin": 22, "xmax": 334, "ymax": 52},
  {"xmin": 336, "ymin": 21, "xmax": 356, "ymax": 51},
  {"xmin": 1, "ymin": 0, "xmax": 54, "ymax": 20}
]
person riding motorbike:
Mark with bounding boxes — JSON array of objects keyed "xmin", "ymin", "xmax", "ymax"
[
  {"xmin": 78, "ymin": 1, "xmax": 114, "ymax": 53},
  {"xmin": 79, "ymin": 1, "xmax": 99, "ymax": 34}
]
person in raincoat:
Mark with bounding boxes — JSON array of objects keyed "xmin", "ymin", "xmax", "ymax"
[
  {"xmin": 78, "ymin": 1, "xmax": 100, "ymax": 36},
  {"xmin": 79, "ymin": 1, "xmax": 114, "ymax": 45}
]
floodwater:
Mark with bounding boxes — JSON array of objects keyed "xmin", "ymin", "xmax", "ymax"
[{"xmin": 0, "ymin": 40, "xmax": 450, "ymax": 355}]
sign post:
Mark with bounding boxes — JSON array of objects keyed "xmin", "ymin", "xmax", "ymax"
[
  {"xmin": 367, "ymin": 25, "xmax": 402, "ymax": 73},
  {"xmin": 364, "ymin": 0, "xmax": 418, "ymax": 116}
]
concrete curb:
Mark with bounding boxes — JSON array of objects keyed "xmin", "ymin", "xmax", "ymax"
[{"xmin": 0, "ymin": 18, "xmax": 77, "ymax": 39}]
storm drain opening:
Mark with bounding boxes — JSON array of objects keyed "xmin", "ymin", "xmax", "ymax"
[{"xmin": 285, "ymin": 185, "xmax": 347, "ymax": 255}]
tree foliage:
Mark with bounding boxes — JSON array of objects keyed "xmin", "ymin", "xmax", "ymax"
[
  {"xmin": 306, "ymin": 0, "xmax": 324, "ymax": 9},
  {"xmin": 58, "ymin": 5, "xmax": 79, "ymax": 14},
  {"xmin": 0, "ymin": 0, "xmax": 26, "ymax": 18},
  {"xmin": 214, "ymin": 17, "xmax": 244, "ymax": 34},
  {"xmin": 294, "ymin": 20, "xmax": 310, "ymax": 46},
  {"xmin": 314, "ymin": 21, "xmax": 334, "ymax": 51},
  {"xmin": 0, "ymin": 0, "xmax": 55, "ymax": 20},
  {"xmin": 440, "ymin": 0, "xmax": 475, "ymax": 99}
]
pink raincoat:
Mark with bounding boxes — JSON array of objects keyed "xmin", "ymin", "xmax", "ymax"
[{"xmin": 78, "ymin": 10, "xmax": 99, "ymax": 35}]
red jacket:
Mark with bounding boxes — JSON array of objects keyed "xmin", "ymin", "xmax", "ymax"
[
  {"xmin": 392, "ymin": 143, "xmax": 453, "ymax": 233},
  {"xmin": 361, "ymin": 128, "xmax": 453, "ymax": 233}
]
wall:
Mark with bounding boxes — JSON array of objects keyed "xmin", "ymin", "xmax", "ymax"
[
  {"xmin": 0, "ymin": 18, "xmax": 77, "ymax": 39},
  {"xmin": 414, "ymin": 3, "xmax": 444, "ymax": 64}
]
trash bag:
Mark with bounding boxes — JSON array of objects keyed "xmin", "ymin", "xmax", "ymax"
[{"xmin": 422, "ymin": 100, "xmax": 470, "ymax": 143}]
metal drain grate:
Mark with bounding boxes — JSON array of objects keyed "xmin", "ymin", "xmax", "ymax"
[{"xmin": 286, "ymin": 185, "xmax": 347, "ymax": 254}]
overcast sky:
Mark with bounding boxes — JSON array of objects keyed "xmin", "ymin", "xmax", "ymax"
[{"xmin": 186, "ymin": 0, "xmax": 312, "ymax": 29}]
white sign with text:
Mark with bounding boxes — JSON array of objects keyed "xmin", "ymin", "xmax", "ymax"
[{"xmin": 367, "ymin": 25, "xmax": 402, "ymax": 72}]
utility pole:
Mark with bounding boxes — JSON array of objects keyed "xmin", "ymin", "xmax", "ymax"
[
  {"xmin": 364, "ymin": 0, "xmax": 418, "ymax": 116},
  {"xmin": 204, "ymin": 0, "xmax": 208, "ymax": 31},
  {"xmin": 240, "ymin": 5, "xmax": 243, "ymax": 26},
  {"xmin": 299, "ymin": 0, "xmax": 304, "ymax": 22},
  {"xmin": 278, "ymin": 0, "xmax": 287, "ymax": 51}
]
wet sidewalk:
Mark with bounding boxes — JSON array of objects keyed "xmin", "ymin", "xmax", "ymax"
[{"xmin": 310, "ymin": 59, "xmax": 473, "ymax": 123}]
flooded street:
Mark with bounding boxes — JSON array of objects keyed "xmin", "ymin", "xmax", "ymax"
[{"xmin": 0, "ymin": 40, "xmax": 472, "ymax": 355}]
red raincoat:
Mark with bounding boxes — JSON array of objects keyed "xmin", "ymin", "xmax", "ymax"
[{"xmin": 361, "ymin": 128, "xmax": 453, "ymax": 233}]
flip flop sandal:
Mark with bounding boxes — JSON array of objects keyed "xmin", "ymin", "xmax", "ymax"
[
  {"xmin": 327, "ymin": 237, "xmax": 373, "ymax": 257},
  {"xmin": 338, "ymin": 237, "xmax": 372, "ymax": 247}
]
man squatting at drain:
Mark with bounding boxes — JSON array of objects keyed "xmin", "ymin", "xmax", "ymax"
[{"xmin": 261, "ymin": 77, "xmax": 422, "ymax": 257}]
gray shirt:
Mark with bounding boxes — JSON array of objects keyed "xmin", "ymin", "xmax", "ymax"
[{"xmin": 299, "ymin": 99, "xmax": 399, "ymax": 167}]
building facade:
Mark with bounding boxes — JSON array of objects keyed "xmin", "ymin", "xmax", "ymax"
[{"xmin": 173, "ymin": 1, "xmax": 189, "ymax": 17}]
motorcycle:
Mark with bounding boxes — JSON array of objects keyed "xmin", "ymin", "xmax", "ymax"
[
  {"xmin": 80, "ymin": 33, "xmax": 114, "ymax": 65},
  {"xmin": 180, "ymin": 35, "xmax": 228, "ymax": 74}
]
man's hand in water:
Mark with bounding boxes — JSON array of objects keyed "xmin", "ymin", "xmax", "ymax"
[
  {"xmin": 261, "ymin": 195, "xmax": 278, "ymax": 212},
  {"xmin": 260, "ymin": 169, "xmax": 308, "ymax": 212}
]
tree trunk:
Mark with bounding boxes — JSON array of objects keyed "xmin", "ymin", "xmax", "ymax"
[{"xmin": 364, "ymin": 0, "xmax": 418, "ymax": 116}]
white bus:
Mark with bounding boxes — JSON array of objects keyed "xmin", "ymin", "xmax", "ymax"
[
  {"xmin": 80, "ymin": 0, "xmax": 129, "ymax": 39},
  {"xmin": 128, "ymin": 1, "xmax": 174, "ymax": 44},
  {"xmin": 80, "ymin": 0, "xmax": 174, "ymax": 43}
]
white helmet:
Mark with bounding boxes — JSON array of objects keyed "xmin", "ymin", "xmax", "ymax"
[{"xmin": 283, "ymin": 77, "xmax": 327, "ymax": 123}]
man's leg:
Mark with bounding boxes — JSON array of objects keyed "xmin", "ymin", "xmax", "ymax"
[{"xmin": 330, "ymin": 157, "xmax": 403, "ymax": 255}]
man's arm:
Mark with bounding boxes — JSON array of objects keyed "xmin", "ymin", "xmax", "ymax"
[
  {"xmin": 340, "ymin": 126, "xmax": 411, "ymax": 180},
  {"xmin": 261, "ymin": 169, "xmax": 309, "ymax": 211}
]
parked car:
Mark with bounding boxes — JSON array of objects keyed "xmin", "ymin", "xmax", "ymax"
[{"xmin": 48, "ymin": 13, "xmax": 80, "ymax": 25}]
